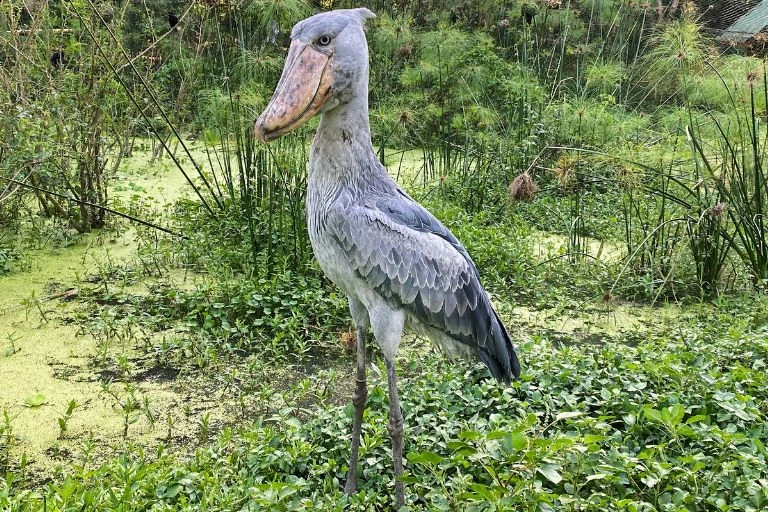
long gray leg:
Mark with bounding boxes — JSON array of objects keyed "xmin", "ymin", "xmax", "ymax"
[
  {"xmin": 345, "ymin": 326, "xmax": 367, "ymax": 494},
  {"xmin": 386, "ymin": 358, "xmax": 405, "ymax": 509}
]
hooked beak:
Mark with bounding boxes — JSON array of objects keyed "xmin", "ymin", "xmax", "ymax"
[{"xmin": 254, "ymin": 40, "xmax": 333, "ymax": 142}]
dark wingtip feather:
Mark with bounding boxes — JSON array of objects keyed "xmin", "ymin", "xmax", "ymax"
[{"xmin": 481, "ymin": 308, "xmax": 521, "ymax": 382}]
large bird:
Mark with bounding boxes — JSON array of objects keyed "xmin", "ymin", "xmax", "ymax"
[{"xmin": 254, "ymin": 8, "xmax": 520, "ymax": 508}]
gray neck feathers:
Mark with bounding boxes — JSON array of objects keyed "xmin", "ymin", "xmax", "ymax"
[{"xmin": 310, "ymin": 82, "xmax": 385, "ymax": 195}]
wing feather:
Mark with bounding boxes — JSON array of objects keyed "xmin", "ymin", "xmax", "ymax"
[{"xmin": 327, "ymin": 190, "xmax": 520, "ymax": 381}]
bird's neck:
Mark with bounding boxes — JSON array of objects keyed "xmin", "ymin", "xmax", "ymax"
[
  {"xmin": 310, "ymin": 93, "xmax": 380, "ymax": 190},
  {"xmin": 318, "ymin": 92, "xmax": 372, "ymax": 143}
]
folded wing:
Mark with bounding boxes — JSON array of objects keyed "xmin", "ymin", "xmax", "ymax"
[{"xmin": 328, "ymin": 189, "xmax": 520, "ymax": 380}]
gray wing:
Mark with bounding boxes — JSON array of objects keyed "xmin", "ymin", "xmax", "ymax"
[{"xmin": 328, "ymin": 189, "xmax": 520, "ymax": 380}]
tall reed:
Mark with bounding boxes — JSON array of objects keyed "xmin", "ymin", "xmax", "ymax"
[{"xmin": 688, "ymin": 67, "xmax": 768, "ymax": 290}]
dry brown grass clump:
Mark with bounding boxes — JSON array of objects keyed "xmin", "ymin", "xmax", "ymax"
[
  {"xmin": 509, "ymin": 171, "xmax": 538, "ymax": 203},
  {"xmin": 339, "ymin": 329, "xmax": 356, "ymax": 352}
]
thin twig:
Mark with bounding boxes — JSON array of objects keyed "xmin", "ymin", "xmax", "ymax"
[
  {"xmin": 81, "ymin": 0, "xmax": 223, "ymax": 212},
  {"xmin": 0, "ymin": 171, "xmax": 32, "ymax": 205},
  {"xmin": 10, "ymin": 28, "xmax": 75, "ymax": 35},
  {"xmin": 67, "ymin": 0, "xmax": 220, "ymax": 216},
  {"xmin": 114, "ymin": 3, "xmax": 195, "ymax": 73},
  {"xmin": 0, "ymin": 174, "xmax": 187, "ymax": 239}
]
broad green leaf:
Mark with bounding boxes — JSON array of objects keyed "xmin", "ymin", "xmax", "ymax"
[
  {"xmin": 162, "ymin": 484, "xmax": 182, "ymax": 498},
  {"xmin": 537, "ymin": 464, "xmax": 562, "ymax": 484},
  {"xmin": 447, "ymin": 441, "xmax": 477, "ymax": 456},
  {"xmin": 486, "ymin": 430, "xmax": 506, "ymax": 440},
  {"xmin": 523, "ymin": 413, "xmax": 538, "ymax": 428},
  {"xmin": 556, "ymin": 411, "xmax": 584, "ymax": 421},
  {"xmin": 23, "ymin": 394, "xmax": 48, "ymax": 408},
  {"xmin": 752, "ymin": 437, "xmax": 766, "ymax": 455},
  {"xmin": 643, "ymin": 406, "xmax": 662, "ymax": 423},
  {"xmin": 407, "ymin": 451, "xmax": 443, "ymax": 465},
  {"xmin": 284, "ymin": 417, "xmax": 301, "ymax": 428},
  {"xmin": 512, "ymin": 431, "xmax": 527, "ymax": 450},
  {"xmin": 686, "ymin": 414, "xmax": 708, "ymax": 424},
  {"xmin": 662, "ymin": 404, "xmax": 685, "ymax": 425},
  {"xmin": 468, "ymin": 482, "xmax": 498, "ymax": 501}
]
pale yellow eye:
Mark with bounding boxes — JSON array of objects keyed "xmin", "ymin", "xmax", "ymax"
[{"xmin": 317, "ymin": 35, "xmax": 332, "ymax": 46}]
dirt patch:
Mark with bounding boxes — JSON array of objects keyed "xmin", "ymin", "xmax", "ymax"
[{"xmin": 133, "ymin": 365, "xmax": 181, "ymax": 383}]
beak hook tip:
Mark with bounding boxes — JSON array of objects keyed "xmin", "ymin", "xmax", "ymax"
[{"xmin": 253, "ymin": 119, "xmax": 268, "ymax": 143}]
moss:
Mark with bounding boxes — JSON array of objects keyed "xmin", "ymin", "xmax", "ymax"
[
  {"xmin": 0, "ymin": 143, "xmax": 222, "ymax": 479},
  {"xmin": 511, "ymin": 302, "xmax": 681, "ymax": 339},
  {"xmin": 0, "ymin": 233, "xmax": 146, "ymax": 477},
  {"xmin": 531, "ymin": 230, "xmax": 624, "ymax": 263},
  {"xmin": 110, "ymin": 139, "xmax": 211, "ymax": 206}
]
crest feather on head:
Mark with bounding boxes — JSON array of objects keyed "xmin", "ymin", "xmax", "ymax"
[{"xmin": 349, "ymin": 7, "xmax": 375, "ymax": 25}]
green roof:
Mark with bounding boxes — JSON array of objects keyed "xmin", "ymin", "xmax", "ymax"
[{"xmin": 718, "ymin": 0, "xmax": 768, "ymax": 43}]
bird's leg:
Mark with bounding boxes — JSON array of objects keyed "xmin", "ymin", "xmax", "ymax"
[
  {"xmin": 345, "ymin": 326, "xmax": 367, "ymax": 495},
  {"xmin": 385, "ymin": 358, "xmax": 405, "ymax": 509}
]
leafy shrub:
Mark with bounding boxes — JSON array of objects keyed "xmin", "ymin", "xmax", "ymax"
[
  {"xmin": 544, "ymin": 99, "xmax": 651, "ymax": 148},
  {"xmin": 0, "ymin": 243, "xmax": 16, "ymax": 275},
  {"xmin": 584, "ymin": 59, "xmax": 625, "ymax": 97},
  {"xmin": 638, "ymin": 16, "xmax": 711, "ymax": 101},
  {"xmin": 139, "ymin": 268, "xmax": 349, "ymax": 359},
  {"xmin": 688, "ymin": 69, "xmax": 768, "ymax": 291}
]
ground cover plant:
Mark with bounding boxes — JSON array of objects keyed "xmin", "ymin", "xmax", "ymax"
[
  {"xmin": 2, "ymin": 0, "xmax": 768, "ymax": 510},
  {"xmin": 3, "ymin": 300, "xmax": 768, "ymax": 511}
]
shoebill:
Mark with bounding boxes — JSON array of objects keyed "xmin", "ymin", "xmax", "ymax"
[{"xmin": 254, "ymin": 8, "xmax": 521, "ymax": 508}]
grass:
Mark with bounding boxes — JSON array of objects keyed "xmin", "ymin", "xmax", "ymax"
[{"xmin": 4, "ymin": 92, "xmax": 768, "ymax": 508}]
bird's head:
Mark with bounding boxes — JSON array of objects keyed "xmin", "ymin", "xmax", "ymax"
[{"xmin": 253, "ymin": 8, "xmax": 375, "ymax": 143}]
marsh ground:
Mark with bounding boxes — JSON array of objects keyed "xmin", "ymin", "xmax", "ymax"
[{"xmin": 1, "ymin": 142, "xmax": 691, "ymax": 485}]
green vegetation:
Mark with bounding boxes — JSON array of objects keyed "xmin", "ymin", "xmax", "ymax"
[
  {"xmin": 2, "ymin": 0, "xmax": 768, "ymax": 510},
  {"xmin": 3, "ymin": 302, "xmax": 768, "ymax": 511}
]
